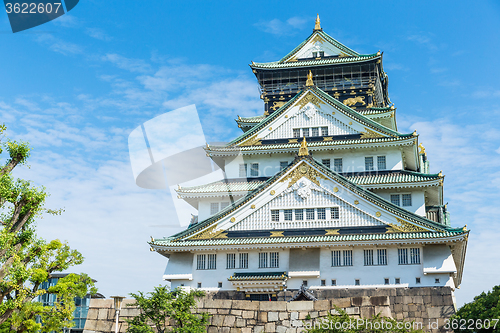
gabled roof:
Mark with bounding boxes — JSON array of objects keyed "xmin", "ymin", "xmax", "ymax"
[{"xmin": 225, "ymin": 86, "xmax": 408, "ymax": 148}]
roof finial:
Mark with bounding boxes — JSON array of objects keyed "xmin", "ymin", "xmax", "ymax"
[
  {"xmin": 314, "ymin": 14, "xmax": 321, "ymax": 31},
  {"xmin": 306, "ymin": 70, "xmax": 314, "ymax": 86},
  {"xmin": 298, "ymin": 137, "xmax": 309, "ymax": 156}
]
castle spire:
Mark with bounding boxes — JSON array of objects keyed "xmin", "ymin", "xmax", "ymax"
[
  {"xmin": 314, "ymin": 14, "xmax": 321, "ymax": 31},
  {"xmin": 305, "ymin": 70, "xmax": 314, "ymax": 86},
  {"xmin": 298, "ymin": 137, "xmax": 309, "ymax": 156}
]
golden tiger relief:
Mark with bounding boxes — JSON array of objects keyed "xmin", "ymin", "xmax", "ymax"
[{"xmin": 343, "ymin": 96, "xmax": 366, "ymax": 106}]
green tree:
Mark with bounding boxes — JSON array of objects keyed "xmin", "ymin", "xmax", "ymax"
[
  {"xmin": 451, "ymin": 285, "xmax": 500, "ymax": 333},
  {"xmin": 0, "ymin": 125, "xmax": 96, "ymax": 332},
  {"xmin": 127, "ymin": 285, "xmax": 209, "ymax": 333}
]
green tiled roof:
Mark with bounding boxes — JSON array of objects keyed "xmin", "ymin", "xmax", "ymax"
[
  {"xmin": 228, "ymin": 272, "xmax": 287, "ymax": 281},
  {"xmin": 153, "ymin": 230, "xmax": 468, "ymax": 248},
  {"xmin": 177, "ymin": 171, "xmax": 441, "ymax": 195},
  {"xmin": 236, "ymin": 115, "xmax": 266, "ymax": 125}
]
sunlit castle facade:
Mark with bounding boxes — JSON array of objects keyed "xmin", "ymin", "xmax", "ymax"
[{"xmin": 150, "ymin": 16, "xmax": 468, "ymax": 300}]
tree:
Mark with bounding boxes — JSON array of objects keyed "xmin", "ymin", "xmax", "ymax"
[
  {"xmin": 127, "ymin": 285, "xmax": 210, "ymax": 333},
  {"xmin": 451, "ymin": 285, "xmax": 500, "ymax": 333},
  {"xmin": 0, "ymin": 125, "xmax": 96, "ymax": 332}
]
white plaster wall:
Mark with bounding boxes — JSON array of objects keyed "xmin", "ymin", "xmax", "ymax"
[
  {"xmin": 198, "ymin": 196, "xmax": 232, "ymax": 221},
  {"xmin": 375, "ymin": 189, "xmax": 426, "ymax": 216}
]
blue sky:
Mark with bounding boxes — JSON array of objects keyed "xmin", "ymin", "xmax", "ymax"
[{"xmin": 1, "ymin": 0, "xmax": 499, "ymax": 307}]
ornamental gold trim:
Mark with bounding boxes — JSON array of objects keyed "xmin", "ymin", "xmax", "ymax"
[
  {"xmin": 190, "ymin": 224, "xmax": 226, "ymax": 240},
  {"xmin": 280, "ymin": 162, "xmax": 327, "ymax": 188},
  {"xmin": 333, "ymin": 187, "xmax": 339, "ymax": 192},
  {"xmin": 376, "ymin": 211, "xmax": 382, "ymax": 217},
  {"xmin": 270, "ymin": 190, "xmax": 275, "ymax": 195},
  {"xmin": 325, "ymin": 229, "xmax": 339, "ymax": 235},
  {"xmin": 354, "ymin": 200, "xmax": 359, "ymax": 205},
  {"xmin": 288, "ymin": 139, "xmax": 298, "ymax": 143},
  {"xmin": 230, "ymin": 217, "xmax": 236, "ymax": 222},
  {"xmin": 240, "ymin": 134, "xmax": 262, "ymax": 146},
  {"xmin": 270, "ymin": 231, "xmax": 284, "ymax": 237},
  {"xmin": 360, "ymin": 128, "xmax": 385, "ymax": 139},
  {"xmin": 387, "ymin": 218, "xmax": 428, "ymax": 233},
  {"xmin": 323, "ymin": 137, "xmax": 333, "ymax": 141},
  {"xmin": 311, "ymin": 33, "xmax": 325, "ymax": 44},
  {"xmin": 297, "ymin": 91, "xmax": 325, "ymax": 110}
]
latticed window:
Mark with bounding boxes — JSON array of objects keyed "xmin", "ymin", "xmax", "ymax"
[
  {"xmin": 239, "ymin": 164, "xmax": 247, "ymax": 177},
  {"xmin": 377, "ymin": 156, "xmax": 386, "ymax": 170},
  {"xmin": 365, "ymin": 157, "xmax": 374, "ymax": 171},
  {"xmin": 280, "ymin": 161, "xmax": 288, "ymax": 170},
  {"xmin": 377, "ymin": 249, "xmax": 387, "ymax": 265},
  {"xmin": 259, "ymin": 252, "xmax": 268, "ymax": 268},
  {"xmin": 226, "ymin": 253, "xmax": 235, "ymax": 269},
  {"xmin": 197, "ymin": 254, "xmax": 206, "ymax": 270},
  {"xmin": 331, "ymin": 207, "xmax": 340, "ymax": 219},
  {"xmin": 410, "ymin": 248, "xmax": 420, "ymax": 264},
  {"xmin": 284, "ymin": 209, "xmax": 292, "ymax": 221},
  {"xmin": 402, "ymin": 194, "xmax": 412, "ymax": 207},
  {"xmin": 364, "ymin": 249, "xmax": 374, "ymax": 266},
  {"xmin": 391, "ymin": 195, "xmax": 400, "ymax": 206},
  {"xmin": 306, "ymin": 208, "xmax": 315, "ymax": 220},
  {"xmin": 321, "ymin": 127, "xmax": 328, "ymax": 136},
  {"xmin": 343, "ymin": 250, "xmax": 353, "ymax": 266},
  {"xmin": 210, "ymin": 203, "xmax": 219, "ymax": 215},
  {"xmin": 270, "ymin": 252, "xmax": 279, "ymax": 268},
  {"xmin": 293, "ymin": 129, "xmax": 301, "ymax": 138},
  {"xmin": 239, "ymin": 253, "xmax": 248, "ymax": 269},
  {"xmin": 312, "ymin": 127, "xmax": 319, "ymax": 137},
  {"xmin": 322, "ymin": 159, "xmax": 330, "ymax": 168},
  {"xmin": 317, "ymin": 208, "xmax": 326, "ymax": 219},
  {"xmin": 334, "ymin": 158, "xmax": 343, "ymax": 172},
  {"xmin": 302, "ymin": 128, "xmax": 310, "ymax": 137},
  {"xmin": 295, "ymin": 209, "xmax": 303, "ymax": 220},
  {"xmin": 271, "ymin": 210, "xmax": 279, "ymax": 222},
  {"xmin": 207, "ymin": 254, "xmax": 217, "ymax": 270},
  {"xmin": 398, "ymin": 248, "xmax": 408, "ymax": 265},
  {"xmin": 331, "ymin": 250, "xmax": 341, "ymax": 267},
  {"xmin": 250, "ymin": 163, "xmax": 259, "ymax": 177}
]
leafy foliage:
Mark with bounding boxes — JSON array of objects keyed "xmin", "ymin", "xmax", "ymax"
[
  {"xmin": 127, "ymin": 286, "xmax": 209, "ymax": 333},
  {"xmin": 0, "ymin": 125, "xmax": 96, "ymax": 332},
  {"xmin": 451, "ymin": 285, "xmax": 500, "ymax": 333}
]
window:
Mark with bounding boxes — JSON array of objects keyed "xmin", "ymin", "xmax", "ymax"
[
  {"xmin": 303, "ymin": 128, "xmax": 310, "ymax": 137},
  {"xmin": 312, "ymin": 52, "xmax": 318, "ymax": 58},
  {"xmin": 410, "ymin": 248, "xmax": 420, "ymax": 264},
  {"xmin": 319, "ymin": 51, "xmax": 325, "ymax": 57},
  {"xmin": 435, "ymin": 278, "xmax": 440, "ymax": 284},
  {"xmin": 321, "ymin": 280, "xmax": 326, "ymax": 286},
  {"xmin": 259, "ymin": 252, "xmax": 268, "ymax": 268},
  {"xmin": 250, "ymin": 163, "xmax": 259, "ymax": 177},
  {"xmin": 391, "ymin": 194, "xmax": 401, "ymax": 206},
  {"xmin": 321, "ymin": 127, "xmax": 328, "ymax": 136},
  {"xmin": 220, "ymin": 202, "xmax": 230, "ymax": 210},
  {"xmin": 332, "ymin": 250, "xmax": 353, "ymax": 267},
  {"xmin": 395, "ymin": 278, "xmax": 401, "ymax": 284},
  {"xmin": 208, "ymin": 254, "xmax": 217, "ymax": 270},
  {"xmin": 239, "ymin": 164, "xmax": 247, "ymax": 177},
  {"xmin": 365, "ymin": 157, "xmax": 374, "ymax": 171},
  {"xmin": 331, "ymin": 279, "xmax": 336, "ymax": 286},
  {"xmin": 226, "ymin": 253, "xmax": 235, "ymax": 269},
  {"xmin": 416, "ymin": 277, "xmax": 421, "ymax": 284},
  {"xmin": 306, "ymin": 208, "xmax": 315, "ymax": 220},
  {"xmin": 398, "ymin": 248, "xmax": 408, "ymax": 265},
  {"xmin": 218, "ymin": 282, "xmax": 223, "ymax": 288},
  {"xmin": 197, "ymin": 254, "xmax": 206, "ymax": 270},
  {"xmin": 377, "ymin": 156, "xmax": 386, "ymax": 170},
  {"xmin": 284, "ymin": 209, "xmax": 292, "ymax": 221},
  {"xmin": 295, "ymin": 209, "xmax": 303, "ymax": 220},
  {"xmin": 293, "ymin": 129, "xmax": 301, "ymax": 138},
  {"xmin": 312, "ymin": 127, "xmax": 319, "ymax": 137},
  {"xmin": 332, "ymin": 250, "xmax": 342, "ymax": 267},
  {"xmin": 384, "ymin": 278, "xmax": 389, "ymax": 285},
  {"xmin": 210, "ymin": 203, "xmax": 219, "ymax": 215},
  {"xmin": 402, "ymin": 194, "xmax": 412, "ymax": 207},
  {"xmin": 331, "ymin": 207, "xmax": 340, "ymax": 219},
  {"xmin": 355, "ymin": 279, "xmax": 360, "ymax": 286},
  {"xmin": 333, "ymin": 158, "xmax": 343, "ymax": 172},
  {"xmin": 239, "ymin": 253, "xmax": 248, "ymax": 269},
  {"xmin": 280, "ymin": 161, "xmax": 289, "ymax": 170},
  {"xmin": 377, "ymin": 249, "xmax": 387, "ymax": 265},
  {"xmin": 271, "ymin": 210, "xmax": 279, "ymax": 222},
  {"xmin": 317, "ymin": 208, "xmax": 326, "ymax": 220},
  {"xmin": 302, "ymin": 280, "xmax": 308, "ymax": 287},
  {"xmin": 270, "ymin": 252, "xmax": 279, "ymax": 268},
  {"xmin": 198, "ymin": 282, "xmax": 202, "ymax": 288},
  {"xmin": 343, "ymin": 250, "xmax": 353, "ymax": 266},
  {"xmin": 364, "ymin": 250, "xmax": 374, "ymax": 266},
  {"xmin": 322, "ymin": 159, "xmax": 331, "ymax": 168}
]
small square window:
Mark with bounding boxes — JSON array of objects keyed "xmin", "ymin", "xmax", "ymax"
[
  {"xmin": 250, "ymin": 163, "xmax": 259, "ymax": 177},
  {"xmin": 391, "ymin": 194, "xmax": 401, "ymax": 206},
  {"xmin": 312, "ymin": 127, "xmax": 319, "ymax": 137},
  {"xmin": 321, "ymin": 127, "xmax": 328, "ymax": 136},
  {"xmin": 384, "ymin": 278, "xmax": 389, "ymax": 285},
  {"xmin": 218, "ymin": 282, "xmax": 222, "ymax": 288},
  {"xmin": 377, "ymin": 156, "xmax": 386, "ymax": 170},
  {"xmin": 365, "ymin": 157, "xmax": 374, "ymax": 171},
  {"xmin": 293, "ymin": 129, "xmax": 301, "ymax": 138},
  {"xmin": 331, "ymin": 279, "xmax": 336, "ymax": 286},
  {"xmin": 435, "ymin": 278, "xmax": 440, "ymax": 284},
  {"xmin": 395, "ymin": 278, "xmax": 401, "ymax": 284},
  {"xmin": 284, "ymin": 209, "xmax": 292, "ymax": 221},
  {"xmin": 302, "ymin": 280, "xmax": 308, "ymax": 287},
  {"xmin": 271, "ymin": 210, "xmax": 279, "ymax": 222},
  {"xmin": 306, "ymin": 208, "xmax": 315, "ymax": 220},
  {"xmin": 210, "ymin": 203, "xmax": 219, "ymax": 215},
  {"xmin": 322, "ymin": 159, "xmax": 331, "ymax": 168},
  {"xmin": 321, "ymin": 280, "xmax": 326, "ymax": 286},
  {"xmin": 319, "ymin": 51, "xmax": 325, "ymax": 57},
  {"xmin": 295, "ymin": 209, "xmax": 303, "ymax": 220},
  {"xmin": 197, "ymin": 282, "xmax": 202, "ymax": 288},
  {"xmin": 317, "ymin": 208, "xmax": 326, "ymax": 219},
  {"xmin": 312, "ymin": 52, "xmax": 318, "ymax": 58},
  {"xmin": 402, "ymin": 194, "xmax": 412, "ymax": 207},
  {"xmin": 302, "ymin": 128, "xmax": 310, "ymax": 137},
  {"xmin": 333, "ymin": 158, "xmax": 343, "ymax": 172},
  {"xmin": 180, "ymin": 284, "xmax": 184, "ymax": 286},
  {"xmin": 416, "ymin": 277, "xmax": 421, "ymax": 284},
  {"xmin": 331, "ymin": 207, "xmax": 340, "ymax": 219},
  {"xmin": 355, "ymin": 279, "xmax": 360, "ymax": 286}
]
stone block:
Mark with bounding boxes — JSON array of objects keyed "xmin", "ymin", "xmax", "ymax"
[
  {"xmin": 351, "ymin": 296, "xmax": 371, "ymax": 307},
  {"xmin": 231, "ymin": 309, "xmax": 242, "ymax": 316},
  {"xmin": 268, "ymin": 311, "xmax": 279, "ymax": 321},
  {"xmin": 287, "ymin": 301, "xmax": 314, "ymax": 311},
  {"xmin": 241, "ymin": 328, "xmax": 251, "ymax": 333},
  {"xmin": 314, "ymin": 300, "xmax": 330, "ymax": 311},
  {"xmin": 330, "ymin": 309, "xmax": 340, "ymax": 315},
  {"xmin": 96, "ymin": 320, "xmax": 113, "ymax": 332},
  {"xmin": 208, "ymin": 327, "xmax": 218, "ymax": 333},
  {"xmin": 221, "ymin": 328, "xmax": 231, "ymax": 333},
  {"xmin": 344, "ymin": 307, "xmax": 360, "ymax": 315},
  {"xmin": 212, "ymin": 314, "xmax": 225, "ymax": 326},
  {"xmin": 97, "ymin": 308, "xmax": 109, "ymax": 320},
  {"xmin": 331, "ymin": 297, "xmax": 351, "ymax": 308},
  {"xmin": 395, "ymin": 296, "xmax": 403, "ymax": 304},
  {"xmin": 409, "ymin": 304, "xmax": 418, "ymax": 312},
  {"xmin": 235, "ymin": 318, "xmax": 246, "ymax": 327},
  {"xmin": 291, "ymin": 320, "xmax": 303, "ymax": 327},
  {"xmin": 224, "ymin": 315, "xmax": 236, "ymax": 327},
  {"xmin": 402, "ymin": 304, "xmax": 409, "ymax": 311},
  {"xmin": 403, "ymin": 296, "xmax": 413, "ymax": 304},
  {"xmin": 360, "ymin": 306, "xmax": 375, "ymax": 319},
  {"xmin": 279, "ymin": 312, "xmax": 288, "ymax": 320},
  {"xmin": 90, "ymin": 298, "xmax": 113, "ymax": 308},
  {"xmin": 247, "ymin": 319, "xmax": 256, "ymax": 325},
  {"xmin": 370, "ymin": 296, "xmax": 389, "ymax": 306},
  {"xmin": 291, "ymin": 312, "xmax": 298, "ymax": 320},
  {"xmin": 423, "ymin": 295, "xmax": 432, "ymax": 304},
  {"xmin": 375, "ymin": 306, "xmax": 392, "ymax": 318},
  {"xmin": 276, "ymin": 326, "xmax": 288, "ymax": 333},
  {"xmin": 282, "ymin": 320, "xmax": 290, "ymax": 327},
  {"xmin": 232, "ymin": 300, "xmax": 260, "ymax": 311},
  {"xmin": 319, "ymin": 310, "xmax": 328, "ymax": 316},
  {"xmin": 83, "ymin": 319, "xmax": 97, "ymax": 331},
  {"xmin": 218, "ymin": 309, "xmax": 230, "ymax": 314},
  {"xmin": 253, "ymin": 326, "xmax": 265, "ymax": 333},
  {"xmin": 261, "ymin": 301, "xmax": 287, "ymax": 311},
  {"xmin": 230, "ymin": 328, "xmax": 241, "ymax": 333},
  {"xmin": 258, "ymin": 311, "xmax": 267, "ymax": 322},
  {"xmin": 309, "ymin": 311, "xmax": 319, "ymax": 318},
  {"xmin": 394, "ymin": 303, "xmax": 403, "ymax": 312},
  {"xmin": 121, "ymin": 307, "xmax": 140, "ymax": 317},
  {"xmin": 265, "ymin": 322, "xmax": 276, "ymax": 332},
  {"xmin": 87, "ymin": 309, "xmax": 98, "ymax": 320},
  {"xmin": 413, "ymin": 296, "xmax": 423, "ymax": 304},
  {"xmin": 298, "ymin": 311, "xmax": 309, "ymax": 320},
  {"xmin": 242, "ymin": 310, "xmax": 255, "ymax": 319}
]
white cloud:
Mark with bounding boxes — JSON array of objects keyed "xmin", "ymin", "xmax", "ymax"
[
  {"xmin": 36, "ymin": 34, "xmax": 83, "ymax": 55},
  {"xmin": 102, "ymin": 54, "xmax": 153, "ymax": 73},
  {"xmin": 254, "ymin": 16, "xmax": 309, "ymax": 36},
  {"xmin": 86, "ymin": 28, "xmax": 112, "ymax": 41}
]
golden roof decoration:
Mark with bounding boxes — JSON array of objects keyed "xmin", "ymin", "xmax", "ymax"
[
  {"xmin": 306, "ymin": 70, "xmax": 314, "ymax": 86},
  {"xmin": 280, "ymin": 161, "xmax": 327, "ymax": 188},
  {"xmin": 418, "ymin": 143, "xmax": 426, "ymax": 155},
  {"xmin": 298, "ymin": 137, "xmax": 309, "ymax": 156},
  {"xmin": 189, "ymin": 224, "xmax": 227, "ymax": 240},
  {"xmin": 360, "ymin": 128, "xmax": 384, "ymax": 139},
  {"xmin": 314, "ymin": 14, "xmax": 321, "ymax": 31}
]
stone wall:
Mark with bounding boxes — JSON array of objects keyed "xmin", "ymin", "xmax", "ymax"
[{"xmin": 83, "ymin": 287, "xmax": 455, "ymax": 333}]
